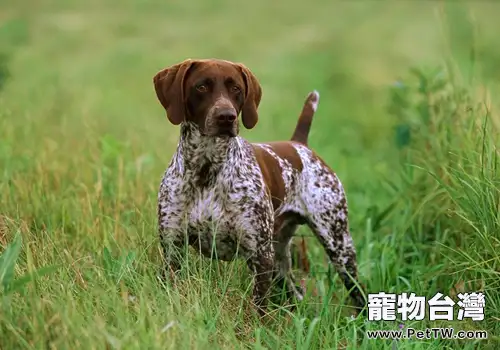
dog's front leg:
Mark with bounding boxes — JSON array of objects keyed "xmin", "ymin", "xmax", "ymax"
[
  {"xmin": 158, "ymin": 171, "xmax": 188, "ymax": 281},
  {"xmin": 247, "ymin": 237, "xmax": 276, "ymax": 316},
  {"xmin": 239, "ymin": 203, "xmax": 277, "ymax": 317},
  {"xmin": 159, "ymin": 228, "xmax": 187, "ymax": 279}
]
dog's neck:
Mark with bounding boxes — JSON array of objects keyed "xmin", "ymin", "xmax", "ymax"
[{"xmin": 175, "ymin": 121, "xmax": 242, "ymax": 176}]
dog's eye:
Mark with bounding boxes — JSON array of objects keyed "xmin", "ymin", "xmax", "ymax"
[
  {"xmin": 231, "ymin": 86, "xmax": 241, "ymax": 93},
  {"xmin": 196, "ymin": 85, "xmax": 208, "ymax": 93}
]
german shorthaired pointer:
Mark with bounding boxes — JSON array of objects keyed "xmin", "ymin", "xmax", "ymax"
[{"xmin": 153, "ymin": 58, "xmax": 366, "ymax": 316}]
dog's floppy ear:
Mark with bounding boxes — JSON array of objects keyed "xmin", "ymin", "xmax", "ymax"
[
  {"xmin": 236, "ymin": 63, "xmax": 262, "ymax": 129},
  {"xmin": 153, "ymin": 59, "xmax": 195, "ymax": 125}
]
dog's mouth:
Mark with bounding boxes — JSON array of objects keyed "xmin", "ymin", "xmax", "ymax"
[
  {"xmin": 217, "ymin": 128, "xmax": 237, "ymax": 137},
  {"xmin": 202, "ymin": 120, "xmax": 238, "ymax": 138},
  {"xmin": 209, "ymin": 123, "xmax": 238, "ymax": 138},
  {"xmin": 201, "ymin": 129, "xmax": 237, "ymax": 138}
]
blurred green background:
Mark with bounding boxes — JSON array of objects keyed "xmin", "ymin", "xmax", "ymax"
[
  {"xmin": 1, "ymin": 1, "xmax": 499, "ymax": 349},
  {"xmin": 3, "ymin": 1, "xmax": 499, "ymax": 220}
]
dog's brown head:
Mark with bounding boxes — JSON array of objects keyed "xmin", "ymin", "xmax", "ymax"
[{"xmin": 153, "ymin": 58, "xmax": 262, "ymax": 137}]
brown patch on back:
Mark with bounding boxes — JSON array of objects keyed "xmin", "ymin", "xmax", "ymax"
[
  {"xmin": 264, "ymin": 141, "xmax": 304, "ymax": 173},
  {"xmin": 251, "ymin": 141, "xmax": 304, "ymax": 212},
  {"xmin": 252, "ymin": 145, "xmax": 285, "ymax": 212}
]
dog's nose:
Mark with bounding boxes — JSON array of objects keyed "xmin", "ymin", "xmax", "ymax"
[{"xmin": 215, "ymin": 110, "xmax": 237, "ymax": 124}]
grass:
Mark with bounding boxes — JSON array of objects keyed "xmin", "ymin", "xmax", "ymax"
[{"xmin": 1, "ymin": 0, "xmax": 500, "ymax": 349}]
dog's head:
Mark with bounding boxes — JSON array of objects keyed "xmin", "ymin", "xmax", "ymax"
[{"xmin": 153, "ymin": 58, "xmax": 262, "ymax": 137}]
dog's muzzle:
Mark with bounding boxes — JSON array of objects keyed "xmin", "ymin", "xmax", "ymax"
[{"xmin": 207, "ymin": 106, "xmax": 237, "ymax": 137}]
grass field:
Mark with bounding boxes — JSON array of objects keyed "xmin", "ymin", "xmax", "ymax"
[{"xmin": 1, "ymin": 1, "xmax": 500, "ymax": 349}]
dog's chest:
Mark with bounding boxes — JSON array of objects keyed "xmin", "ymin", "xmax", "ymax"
[
  {"xmin": 185, "ymin": 158, "xmax": 256, "ymax": 227},
  {"xmin": 186, "ymin": 186, "xmax": 243, "ymax": 260},
  {"xmin": 188, "ymin": 186, "xmax": 228, "ymax": 225}
]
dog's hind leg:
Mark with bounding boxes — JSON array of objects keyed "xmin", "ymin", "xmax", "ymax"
[
  {"xmin": 306, "ymin": 194, "xmax": 366, "ymax": 315},
  {"xmin": 292, "ymin": 143, "xmax": 366, "ymax": 315}
]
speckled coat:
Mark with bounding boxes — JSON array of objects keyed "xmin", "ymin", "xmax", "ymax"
[{"xmin": 153, "ymin": 58, "xmax": 366, "ymax": 316}]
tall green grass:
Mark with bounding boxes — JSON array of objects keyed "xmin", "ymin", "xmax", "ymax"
[{"xmin": 1, "ymin": 1, "xmax": 500, "ymax": 349}]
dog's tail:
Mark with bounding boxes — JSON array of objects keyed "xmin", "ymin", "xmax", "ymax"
[{"xmin": 290, "ymin": 90, "xmax": 320, "ymax": 146}]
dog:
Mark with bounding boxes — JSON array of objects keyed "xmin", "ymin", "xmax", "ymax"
[{"xmin": 154, "ymin": 58, "xmax": 366, "ymax": 316}]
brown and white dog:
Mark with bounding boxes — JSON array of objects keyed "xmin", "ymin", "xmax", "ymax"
[{"xmin": 154, "ymin": 58, "xmax": 366, "ymax": 316}]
